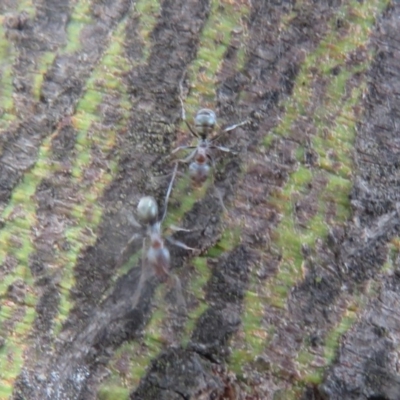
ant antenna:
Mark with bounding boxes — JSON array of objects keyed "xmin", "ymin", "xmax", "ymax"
[
  {"xmin": 161, "ymin": 162, "xmax": 178, "ymax": 223},
  {"xmin": 178, "ymin": 80, "xmax": 199, "ymax": 138}
]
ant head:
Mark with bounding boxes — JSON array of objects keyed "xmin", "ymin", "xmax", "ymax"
[
  {"xmin": 194, "ymin": 109, "xmax": 216, "ymax": 138},
  {"xmin": 137, "ymin": 196, "xmax": 158, "ymax": 225}
]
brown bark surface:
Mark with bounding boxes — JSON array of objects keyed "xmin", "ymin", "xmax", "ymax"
[{"xmin": 0, "ymin": 1, "xmax": 399, "ymax": 399}]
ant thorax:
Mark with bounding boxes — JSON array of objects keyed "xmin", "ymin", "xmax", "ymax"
[
  {"xmin": 144, "ymin": 222, "xmax": 164, "ymax": 248},
  {"xmin": 149, "ymin": 230, "xmax": 163, "ymax": 249},
  {"xmin": 195, "ymin": 145, "xmax": 208, "ymax": 164},
  {"xmin": 147, "ymin": 240, "xmax": 170, "ymax": 277},
  {"xmin": 188, "ymin": 142, "xmax": 211, "ymax": 185}
]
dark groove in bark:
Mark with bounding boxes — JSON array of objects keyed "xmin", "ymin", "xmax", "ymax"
[
  {"xmin": 0, "ymin": 0, "xmax": 131, "ymax": 209},
  {"xmin": 317, "ymin": 3, "xmax": 400, "ymax": 399},
  {"xmin": 13, "ymin": 1, "xmax": 211, "ymax": 398},
  {"xmin": 132, "ymin": 0, "xmax": 347, "ymax": 397},
  {"xmin": 7, "ymin": 0, "xmax": 398, "ymax": 399}
]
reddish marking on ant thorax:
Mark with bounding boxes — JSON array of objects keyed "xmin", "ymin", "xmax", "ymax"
[
  {"xmin": 147, "ymin": 246, "xmax": 170, "ymax": 278},
  {"xmin": 195, "ymin": 146, "xmax": 208, "ymax": 164},
  {"xmin": 151, "ymin": 237, "xmax": 163, "ymax": 249},
  {"xmin": 196, "ymin": 153, "xmax": 207, "ymax": 164}
]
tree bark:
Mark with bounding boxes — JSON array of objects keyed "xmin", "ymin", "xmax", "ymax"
[{"xmin": 0, "ymin": 0, "xmax": 398, "ymax": 399}]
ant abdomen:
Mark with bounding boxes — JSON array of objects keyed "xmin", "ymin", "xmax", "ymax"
[{"xmin": 189, "ymin": 162, "xmax": 210, "ymax": 185}]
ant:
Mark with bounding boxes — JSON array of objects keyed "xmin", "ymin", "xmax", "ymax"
[
  {"xmin": 173, "ymin": 105, "xmax": 247, "ymax": 185},
  {"xmin": 172, "ymin": 98, "xmax": 247, "ymax": 208},
  {"xmin": 121, "ymin": 163, "xmax": 195, "ymax": 308}
]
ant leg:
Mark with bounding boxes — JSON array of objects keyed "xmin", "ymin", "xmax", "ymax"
[
  {"xmin": 141, "ymin": 238, "xmax": 147, "ymax": 271},
  {"xmin": 209, "ymin": 120, "xmax": 247, "ymax": 144},
  {"xmin": 172, "ymin": 146, "xmax": 197, "ymax": 163},
  {"xmin": 210, "ymin": 144, "xmax": 237, "ymax": 154},
  {"xmin": 207, "ymin": 153, "xmax": 216, "ymax": 168},
  {"xmin": 119, "ymin": 231, "xmax": 142, "ymax": 264},
  {"xmin": 168, "ymin": 225, "xmax": 192, "ymax": 233},
  {"xmin": 126, "ymin": 233, "xmax": 142, "ymax": 248},
  {"xmin": 171, "ymin": 145, "xmax": 196, "ymax": 154},
  {"xmin": 223, "ymin": 120, "xmax": 247, "ymax": 133},
  {"xmin": 160, "ymin": 162, "xmax": 178, "ymax": 223},
  {"xmin": 185, "ymin": 120, "xmax": 199, "ymax": 138},
  {"xmin": 130, "ymin": 239, "xmax": 151, "ymax": 310},
  {"xmin": 166, "ymin": 236, "xmax": 197, "ymax": 251},
  {"xmin": 126, "ymin": 212, "xmax": 142, "ymax": 228}
]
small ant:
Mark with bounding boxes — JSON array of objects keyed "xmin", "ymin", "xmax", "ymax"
[
  {"xmin": 121, "ymin": 163, "xmax": 194, "ymax": 307},
  {"xmin": 173, "ymin": 106, "xmax": 246, "ymax": 186}
]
